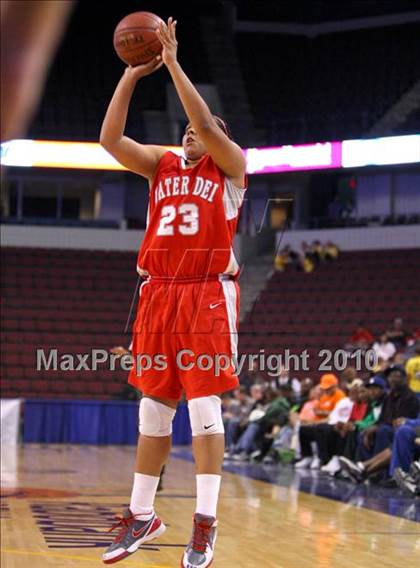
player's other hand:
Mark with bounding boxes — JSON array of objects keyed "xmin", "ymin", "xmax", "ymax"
[
  {"xmin": 110, "ymin": 346, "xmax": 130, "ymax": 357},
  {"xmin": 123, "ymin": 57, "xmax": 163, "ymax": 83},
  {"xmin": 156, "ymin": 17, "xmax": 178, "ymax": 67}
]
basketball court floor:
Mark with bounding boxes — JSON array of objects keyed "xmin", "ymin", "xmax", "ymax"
[{"xmin": 1, "ymin": 444, "xmax": 419, "ymax": 567}]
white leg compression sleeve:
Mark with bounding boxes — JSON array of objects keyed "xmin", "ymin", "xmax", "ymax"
[
  {"xmin": 188, "ymin": 395, "xmax": 225, "ymax": 437},
  {"xmin": 139, "ymin": 398, "xmax": 176, "ymax": 436}
]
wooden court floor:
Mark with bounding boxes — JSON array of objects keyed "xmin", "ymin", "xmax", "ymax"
[{"xmin": 1, "ymin": 444, "xmax": 419, "ymax": 568}]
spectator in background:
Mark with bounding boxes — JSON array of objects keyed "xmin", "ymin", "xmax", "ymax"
[
  {"xmin": 324, "ymin": 241, "xmax": 339, "ymax": 261},
  {"xmin": 372, "ymin": 333, "xmax": 396, "ymax": 362},
  {"xmin": 290, "ymin": 385, "xmax": 321, "ymax": 427},
  {"xmin": 339, "ymin": 366, "xmax": 419, "ymax": 479},
  {"xmin": 249, "ymin": 385, "xmax": 294, "ymax": 461},
  {"xmin": 391, "ymin": 418, "xmax": 420, "ymax": 482},
  {"xmin": 290, "ymin": 378, "xmax": 314, "ymax": 413},
  {"xmin": 320, "ymin": 380, "xmax": 369, "ymax": 475},
  {"xmin": 263, "ymin": 384, "xmax": 320, "ymax": 465},
  {"xmin": 274, "ymin": 245, "xmax": 299, "ymax": 272},
  {"xmin": 338, "ymin": 418, "xmax": 420, "ymax": 487},
  {"xmin": 405, "ymin": 342, "xmax": 420, "ymax": 396},
  {"xmin": 223, "ymin": 386, "xmax": 253, "ymax": 454},
  {"xmin": 274, "ymin": 248, "xmax": 288, "ymax": 272},
  {"xmin": 295, "ymin": 374, "xmax": 345, "ymax": 469},
  {"xmin": 333, "ymin": 376, "xmax": 388, "ymax": 474},
  {"xmin": 224, "ymin": 383, "xmax": 265, "ymax": 459},
  {"xmin": 339, "ymin": 366, "xmax": 358, "ymax": 387},
  {"xmin": 349, "ymin": 323, "xmax": 374, "ymax": 350},
  {"xmin": 300, "ymin": 241, "xmax": 315, "ymax": 273},
  {"xmin": 248, "ymin": 383, "xmax": 266, "ymax": 406},
  {"xmin": 386, "ymin": 317, "xmax": 410, "ymax": 350},
  {"xmin": 239, "ymin": 360, "xmax": 265, "ymax": 393},
  {"xmin": 297, "ymin": 379, "xmax": 364, "ymax": 473},
  {"xmin": 230, "ymin": 387, "xmax": 291, "ymax": 461},
  {"xmin": 310, "ymin": 240, "xmax": 324, "ymax": 264},
  {"xmin": 269, "ymin": 366, "xmax": 301, "ymax": 402}
]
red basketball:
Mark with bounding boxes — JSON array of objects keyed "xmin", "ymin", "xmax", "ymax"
[{"xmin": 113, "ymin": 11, "xmax": 163, "ymax": 66}]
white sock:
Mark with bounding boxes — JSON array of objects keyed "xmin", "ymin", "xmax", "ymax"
[
  {"xmin": 196, "ymin": 474, "xmax": 222, "ymax": 518},
  {"xmin": 130, "ymin": 473, "xmax": 160, "ymax": 519}
]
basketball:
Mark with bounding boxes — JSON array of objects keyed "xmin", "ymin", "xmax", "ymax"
[{"xmin": 113, "ymin": 11, "xmax": 163, "ymax": 66}]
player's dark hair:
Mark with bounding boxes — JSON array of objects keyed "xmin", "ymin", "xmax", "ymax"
[
  {"xmin": 182, "ymin": 116, "xmax": 233, "ymax": 142},
  {"xmin": 212, "ymin": 115, "xmax": 233, "ymax": 140}
]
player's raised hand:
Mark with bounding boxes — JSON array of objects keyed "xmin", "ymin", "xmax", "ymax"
[
  {"xmin": 156, "ymin": 17, "xmax": 178, "ymax": 67},
  {"xmin": 123, "ymin": 56, "xmax": 163, "ymax": 83}
]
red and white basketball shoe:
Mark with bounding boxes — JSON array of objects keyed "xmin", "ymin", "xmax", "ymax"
[
  {"xmin": 181, "ymin": 513, "xmax": 218, "ymax": 568},
  {"xmin": 102, "ymin": 508, "xmax": 166, "ymax": 564}
]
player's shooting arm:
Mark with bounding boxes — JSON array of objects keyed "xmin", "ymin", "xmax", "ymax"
[
  {"xmin": 157, "ymin": 18, "xmax": 246, "ymax": 185},
  {"xmin": 100, "ymin": 60, "xmax": 166, "ymax": 180}
]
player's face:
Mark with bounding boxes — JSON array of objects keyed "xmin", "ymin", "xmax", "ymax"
[{"xmin": 182, "ymin": 124, "xmax": 206, "ymax": 161}]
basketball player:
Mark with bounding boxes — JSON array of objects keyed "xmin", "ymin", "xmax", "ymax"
[{"xmin": 100, "ymin": 18, "xmax": 246, "ymax": 567}]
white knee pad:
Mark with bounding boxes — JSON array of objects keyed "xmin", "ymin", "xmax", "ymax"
[
  {"xmin": 188, "ymin": 395, "xmax": 225, "ymax": 437},
  {"xmin": 139, "ymin": 398, "xmax": 176, "ymax": 437}
]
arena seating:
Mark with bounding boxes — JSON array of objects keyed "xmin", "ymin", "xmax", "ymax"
[
  {"xmin": 1, "ymin": 248, "xmax": 136, "ymax": 398},
  {"xmin": 236, "ymin": 23, "xmax": 420, "ymax": 144},
  {"xmin": 2, "ymin": 246, "xmax": 419, "ymax": 397},
  {"xmin": 240, "ymin": 248, "xmax": 420, "ymax": 380}
]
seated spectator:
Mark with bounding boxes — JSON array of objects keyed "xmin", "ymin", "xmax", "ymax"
[
  {"xmin": 269, "ymin": 365, "xmax": 301, "ymax": 402},
  {"xmin": 372, "ymin": 333, "xmax": 396, "ymax": 362},
  {"xmin": 320, "ymin": 380, "xmax": 369, "ymax": 475},
  {"xmin": 291, "ymin": 377, "xmax": 314, "ymax": 412},
  {"xmin": 405, "ymin": 341, "xmax": 420, "ymax": 396},
  {"xmin": 339, "ymin": 365, "xmax": 419, "ymax": 481},
  {"xmin": 333, "ymin": 376, "xmax": 388, "ymax": 472},
  {"xmin": 224, "ymin": 384, "xmax": 266, "ymax": 458},
  {"xmin": 262, "ymin": 384, "xmax": 320, "ymax": 464},
  {"xmin": 337, "ymin": 418, "xmax": 420, "ymax": 487},
  {"xmin": 295, "ymin": 379, "xmax": 364, "ymax": 472},
  {"xmin": 274, "ymin": 250, "xmax": 288, "ymax": 272},
  {"xmin": 323, "ymin": 241, "xmax": 339, "ymax": 261},
  {"xmin": 391, "ymin": 418, "xmax": 420, "ymax": 488},
  {"xmin": 229, "ymin": 387, "xmax": 291, "ymax": 461},
  {"xmin": 274, "ymin": 245, "xmax": 299, "ymax": 272},
  {"xmin": 298, "ymin": 387, "xmax": 321, "ymax": 423},
  {"xmin": 239, "ymin": 360, "xmax": 266, "ymax": 393},
  {"xmin": 294, "ymin": 373, "xmax": 345, "ymax": 469},
  {"xmin": 310, "ymin": 240, "xmax": 324, "ymax": 264},
  {"xmin": 395, "ymin": 455, "xmax": 420, "ymax": 497},
  {"xmin": 300, "ymin": 241, "xmax": 315, "ymax": 273},
  {"xmin": 223, "ymin": 386, "xmax": 253, "ymax": 454},
  {"xmin": 386, "ymin": 317, "xmax": 410, "ymax": 350},
  {"xmin": 339, "ymin": 365, "xmax": 358, "ymax": 387},
  {"xmin": 349, "ymin": 323, "xmax": 374, "ymax": 350},
  {"xmin": 250, "ymin": 385, "xmax": 295, "ymax": 461}
]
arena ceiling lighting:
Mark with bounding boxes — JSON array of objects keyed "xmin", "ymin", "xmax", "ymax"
[{"xmin": 1, "ymin": 134, "xmax": 419, "ymax": 174}]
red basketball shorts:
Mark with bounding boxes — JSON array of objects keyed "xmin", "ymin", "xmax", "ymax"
[{"xmin": 128, "ymin": 277, "xmax": 240, "ymax": 400}]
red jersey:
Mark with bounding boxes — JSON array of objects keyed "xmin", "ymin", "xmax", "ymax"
[{"xmin": 137, "ymin": 152, "xmax": 246, "ymax": 278}]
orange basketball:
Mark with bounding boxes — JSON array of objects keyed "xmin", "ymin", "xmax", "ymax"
[{"xmin": 113, "ymin": 11, "xmax": 163, "ymax": 66}]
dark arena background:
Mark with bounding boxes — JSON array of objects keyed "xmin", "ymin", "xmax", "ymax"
[{"xmin": 1, "ymin": 1, "xmax": 420, "ymax": 567}]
